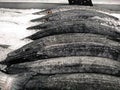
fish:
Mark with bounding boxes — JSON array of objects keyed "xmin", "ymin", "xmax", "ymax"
[
  {"xmin": 8, "ymin": 33, "xmax": 120, "ymax": 60},
  {"xmin": 25, "ymin": 73, "xmax": 120, "ymax": 90},
  {"xmin": 2, "ymin": 33, "xmax": 120, "ymax": 65},
  {"xmin": 26, "ymin": 20, "xmax": 120, "ymax": 41},
  {"xmin": 5, "ymin": 56, "xmax": 120, "ymax": 77},
  {"xmin": 31, "ymin": 9, "xmax": 118, "ymax": 22},
  {"xmin": 0, "ymin": 72, "xmax": 120, "ymax": 90},
  {"xmin": 1, "ymin": 40, "xmax": 120, "ymax": 65},
  {"xmin": 33, "ymin": 5, "xmax": 112, "ymax": 15},
  {"xmin": 27, "ymin": 17, "xmax": 119, "ymax": 30}
]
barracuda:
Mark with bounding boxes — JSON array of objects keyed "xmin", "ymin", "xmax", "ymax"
[
  {"xmin": 33, "ymin": 5, "xmax": 112, "ymax": 16},
  {"xmin": 0, "ymin": 72, "xmax": 120, "ymax": 90},
  {"xmin": 31, "ymin": 9, "xmax": 118, "ymax": 22},
  {"xmin": 5, "ymin": 56, "xmax": 120, "ymax": 77},
  {"xmin": 1, "ymin": 41, "xmax": 120, "ymax": 65},
  {"xmin": 2, "ymin": 33, "xmax": 120, "ymax": 65},
  {"xmin": 26, "ymin": 20, "xmax": 120, "ymax": 41},
  {"xmin": 25, "ymin": 73, "xmax": 120, "ymax": 90},
  {"xmin": 27, "ymin": 18, "xmax": 119, "ymax": 30}
]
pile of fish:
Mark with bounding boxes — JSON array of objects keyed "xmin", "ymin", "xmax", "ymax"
[{"xmin": 0, "ymin": 5, "xmax": 120, "ymax": 90}]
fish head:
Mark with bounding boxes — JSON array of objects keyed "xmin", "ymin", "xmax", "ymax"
[
  {"xmin": 34, "ymin": 9, "xmax": 53, "ymax": 15},
  {"xmin": 34, "ymin": 8, "xmax": 58, "ymax": 16},
  {"xmin": 1, "ymin": 42, "xmax": 43, "ymax": 65},
  {"xmin": 31, "ymin": 16, "xmax": 50, "ymax": 23}
]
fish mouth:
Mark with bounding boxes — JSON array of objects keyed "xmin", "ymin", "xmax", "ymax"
[
  {"xmin": 0, "ymin": 51, "xmax": 44, "ymax": 65},
  {"xmin": 27, "ymin": 24, "xmax": 47, "ymax": 30},
  {"xmin": 31, "ymin": 17, "xmax": 48, "ymax": 22},
  {"xmin": 33, "ymin": 10, "xmax": 49, "ymax": 15}
]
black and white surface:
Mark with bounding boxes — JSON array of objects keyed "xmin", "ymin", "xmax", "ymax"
[{"xmin": 0, "ymin": 1, "xmax": 120, "ymax": 90}]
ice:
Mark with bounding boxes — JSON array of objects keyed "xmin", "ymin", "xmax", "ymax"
[
  {"xmin": 0, "ymin": 8, "xmax": 45, "ymax": 61},
  {"xmin": 0, "ymin": 8, "xmax": 44, "ymax": 50},
  {"xmin": 0, "ymin": 47, "xmax": 12, "ymax": 62}
]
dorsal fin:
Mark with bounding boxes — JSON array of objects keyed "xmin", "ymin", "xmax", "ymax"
[{"xmin": 68, "ymin": 0, "xmax": 93, "ymax": 6}]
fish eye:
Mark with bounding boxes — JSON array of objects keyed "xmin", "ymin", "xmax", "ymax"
[
  {"xmin": 47, "ymin": 10, "xmax": 52, "ymax": 14},
  {"xmin": 24, "ymin": 48, "xmax": 31, "ymax": 52}
]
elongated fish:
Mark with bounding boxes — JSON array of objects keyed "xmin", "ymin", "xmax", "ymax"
[
  {"xmin": 2, "ymin": 42, "xmax": 120, "ymax": 65},
  {"xmin": 26, "ymin": 20, "xmax": 120, "ymax": 41},
  {"xmin": 2, "ymin": 33, "xmax": 120, "ymax": 65},
  {"xmin": 5, "ymin": 56, "xmax": 120, "ymax": 77},
  {"xmin": 31, "ymin": 9, "xmax": 118, "ymax": 22},
  {"xmin": 33, "ymin": 5, "xmax": 112, "ymax": 15},
  {"xmin": 2, "ymin": 33, "xmax": 120, "ymax": 64},
  {"xmin": 25, "ymin": 73, "xmax": 120, "ymax": 90},
  {"xmin": 0, "ymin": 72, "xmax": 120, "ymax": 90},
  {"xmin": 27, "ymin": 18, "xmax": 119, "ymax": 30}
]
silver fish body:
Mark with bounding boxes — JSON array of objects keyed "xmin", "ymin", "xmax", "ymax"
[
  {"xmin": 2, "ymin": 41, "xmax": 120, "ymax": 65},
  {"xmin": 5, "ymin": 56, "xmax": 120, "ymax": 77},
  {"xmin": 25, "ymin": 73, "xmax": 120, "ymax": 90},
  {"xmin": 33, "ymin": 5, "xmax": 112, "ymax": 15},
  {"xmin": 31, "ymin": 9, "xmax": 118, "ymax": 22},
  {"xmin": 26, "ymin": 20, "xmax": 120, "ymax": 41},
  {"xmin": 0, "ymin": 72, "xmax": 120, "ymax": 90},
  {"xmin": 27, "ymin": 17, "xmax": 119, "ymax": 30},
  {"xmin": 2, "ymin": 33, "xmax": 120, "ymax": 65}
]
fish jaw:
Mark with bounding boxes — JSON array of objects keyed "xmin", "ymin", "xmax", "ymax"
[
  {"xmin": 31, "ymin": 16, "xmax": 50, "ymax": 23},
  {"xmin": 1, "ymin": 48, "xmax": 44, "ymax": 65},
  {"xmin": 33, "ymin": 8, "xmax": 58, "ymax": 16}
]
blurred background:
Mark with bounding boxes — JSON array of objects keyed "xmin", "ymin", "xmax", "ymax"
[
  {"xmin": 0, "ymin": 0, "xmax": 119, "ymax": 9},
  {"xmin": 0, "ymin": 0, "xmax": 120, "ymax": 4}
]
